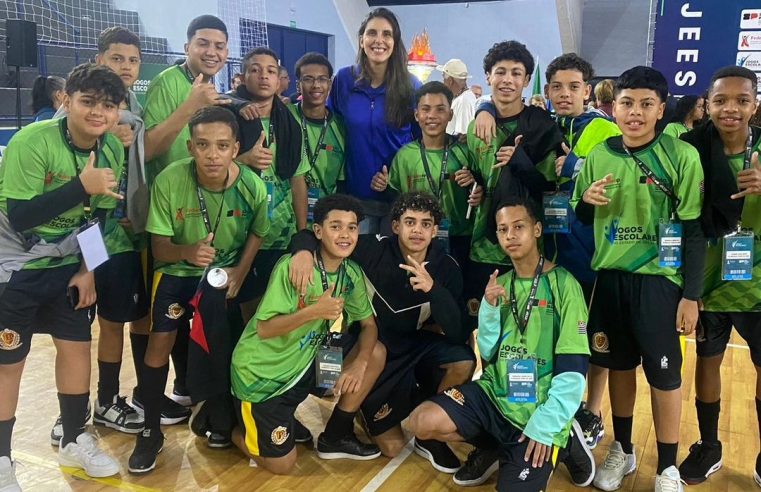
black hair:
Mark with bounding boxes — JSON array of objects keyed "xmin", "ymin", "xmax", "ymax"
[
  {"xmin": 65, "ymin": 63, "xmax": 126, "ymax": 105},
  {"xmin": 313, "ymin": 194, "xmax": 364, "ymax": 225},
  {"xmin": 390, "ymin": 192, "xmax": 444, "ymax": 225},
  {"xmin": 188, "ymin": 106, "xmax": 239, "ymax": 139},
  {"xmin": 97, "ymin": 26, "xmax": 141, "ymax": 53},
  {"xmin": 241, "ymin": 47, "xmax": 279, "ymax": 74},
  {"xmin": 709, "ymin": 65, "xmax": 758, "ymax": 96},
  {"xmin": 494, "ymin": 195, "xmax": 541, "ymax": 224},
  {"xmin": 31, "ymin": 75, "xmax": 65, "ymax": 113},
  {"xmin": 415, "ymin": 81, "xmax": 453, "ymax": 106},
  {"xmin": 545, "ymin": 52, "xmax": 593, "ymax": 83},
  {"xmin": 356, "ymin": 8, "xmax": 414, "ymax": 128},
  {"xmin": 614, "ymin": 66, "xmax": 668, "ymax": 102},
  {"xmin": 671, "ymin": 95, "xmax": 700, "ymax": 124},
  {"xmin": 295, "ymin": 52, "xmax": 333, "ymax": 79},
  {"xmin": 186, "ymin": 14, "xmax": 228, "ymax": 41},
  {"xmin": 483, "ymin": 40, "xmax": 534, "ymax": 77}
]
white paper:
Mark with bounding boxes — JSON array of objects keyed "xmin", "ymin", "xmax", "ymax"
[{"xmin": 76, "ymin": 223, "xmax": 109, "ymax": 271}]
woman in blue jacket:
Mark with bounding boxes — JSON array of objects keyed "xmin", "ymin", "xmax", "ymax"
[{"xmin": 328, "ymin": 7, "xmax": 421, "ymax": 233}]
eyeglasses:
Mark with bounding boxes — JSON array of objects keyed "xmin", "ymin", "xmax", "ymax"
[{"xmin": 299, "ymin": 76, "xmax": 332, "ymax": 87}]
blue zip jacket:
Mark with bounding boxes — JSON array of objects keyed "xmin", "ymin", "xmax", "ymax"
[{"xmin": 328, "ymin": 65, "xmax": 421, "ymax": 200}]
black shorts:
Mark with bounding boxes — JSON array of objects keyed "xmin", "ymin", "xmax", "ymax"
[
  {"xmin": 0, "ymin": 263, "xmax": 93, "ymax": 364},
  {"xmin": 429, "ymin": 382, "xmax": 558, "ymax": 492},
  {"xmin": 362, "ymin": 330, "xmax": 475, "ymax": 436},
  {"xmin": 697, "ymin": 311, "xmax": 761, "ymax": 366},
  {"xmin": 150, "ymin": 273, "xmax": 200, "ymax": 333},
  {"xmin": 95, "ymin": 251, "xmax": 149, "ymax": 323},
  {"xmin": 246, "ymin": 249, "xmax": 287, "ymax": 300},
  {"xmin": 465, "ymin": 260, "xmax": 510, "ymax": 323},
  {"xmin": 587, "ymin": 269, "xmax": 683, "ymax": 391}
]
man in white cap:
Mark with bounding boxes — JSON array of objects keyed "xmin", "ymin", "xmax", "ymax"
[{"xmin": 437, "ymin": 59, "xmax": 476, "ymax": 135}]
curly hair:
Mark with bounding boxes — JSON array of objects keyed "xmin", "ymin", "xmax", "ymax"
[
  {"xmin": 313, "ymin": 194, "xmax": 365, "ymax": 225},
  {"xmin": 545, "ymin": 52, "xmax": 594, "ymax": 83},
  {"xmin": 483, "ymin": 40, "xmax": 534, "ymax": 76},
  {"xmin": 390, "ymin": 192, "xmax": 444, "ymax": 225}
]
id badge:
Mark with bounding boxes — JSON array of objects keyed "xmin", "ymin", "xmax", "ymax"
[
  {"xmin": 307, "ymin": 187, "xmax": 320, "ymax": 222},
  {"xmin": 77, "ymin": 219, "xmax": 109, "ymax": 271},
  {"xmin": 436, "ymin": 218, "xmax": 450, "ymax": 254},
  {"xmin": 265, "ymin": 181, "xmax": 275, "ymax": 219},
  {"xmin": 315, "ymin": 345, "xmax": 343, "ymax": 389},
  {"xmin": 543, "ymin": 192, "xmax": 570, "ymax": 234},
  {"xmin": 658, "ymin": 221, "xmax": 682, "ymax": 267},
  {"xmin": 722, "ymin": 232, "xmax": 754, "ymax": 281},
  {"xmin": 508, "ymin": 358, "xmax": 537, "ymax": 403}
]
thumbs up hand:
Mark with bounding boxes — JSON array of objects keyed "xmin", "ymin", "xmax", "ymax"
[
  {"xmin": 240, "ymin": 130, "xmax": 273, "ymax": 171},
  {"xmin": 184, "ymin": 232, "xmax": 216, "ymax": 267},
  {"xmin": 493, "ymin": 134, "xmax": 523, "ymax": 169},
  {"xmin": 310, "ymin": 284, "xmax": 344, "ymax": 321},
  {"xmin": 370, "ymin": 165, "xmax": 389, "ymax": 192},
  {"xmin": 188, "ymin": 72, "xmax": 231, "ymax": 111},
  {"xmin": 555, "ymin": 142, "xmax": 572, "ymax": 177},
  {"xmin": 79, "ymin": 151, "xmax": 122, "ymax": 199},
  {"xmin": 732, "ymin": 151, "xmax": 761, "ymax": 199}
]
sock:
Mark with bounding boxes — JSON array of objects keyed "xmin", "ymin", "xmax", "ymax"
[
  {"xmin": 696, "ymin": 398, "xmax": 720, "ymax": 444},
  {"xmin": 141, "ymin": 364, "xmax": 169, "ymax": 432},
  {"xmin": 756, "ymin": 398, "xmax": 761, "ymax": 447},
  {"xmin": 612, "ymin": 415, "xmax": 633, "ymax": 454},
  {"xmin": 656, "ymin": 441, "xmax": 678, "ymax": 474},
  {"xmin": 129, "ymin": 332, "xmax": 149, "ymax": 391},
  {"xmin": 97, "ymin": 360, "xmax": 121, "ymax": 406},
  {"xmin": 171, "ymin": 327, "xmax": 189, "ymax": 393},
  {"xmin": 323, "ymin": 407, "xmax": 356, "ymax": 440},
  {"xmin": 58, "ymin": 393, "xmax": 89, "ymax": 447},
  {"xmin": 0, "ymin": 417, "xmax": 15, "ymax": 459}
]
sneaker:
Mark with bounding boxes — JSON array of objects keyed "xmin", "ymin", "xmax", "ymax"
[
  {"xmin": 294, "ymin": 419, "xmax": 313, "ymax": 444},
  {"xmin": 414, "ymin": 438, "xmax": 461, "ymax": 473},
  {"xmin": 94, "ymin": 396, "xmax": 144, "ymax": 434},
  {"xmin": 188, "ymin": 400, "xmax": 210, "ymax": 438},
  {"xmin": 593, "ymin": 441, "xmax": 636, "ymax": 491},
  {"xmin": 452, "ymin": 447, "xmax": 499, "ymax": 486},
  {"xmin": 207, "ymin": 432, "xmax": 232, "ymax": 449},
  {"xmin": 58, "ymin": 432, "xmax": 120, "ymax": 478},
  {"xmin": 50, "ymin": 404, "xmax": 93, "ymax": 446},
  {"xmin": 575, "ymin": 405, "xmax": 605, "ymax": 449},
  {"xmin": 132, "ymin": 393, "xmax": 191, "ymax": 426},
  {"xmin": 169, "ymin": 387, "xmax": 192, "ymax": 407},
  {"xmin": 754, "ymin": 453, "xmax": 761, "ymax": 487},
  {"xmin": 655, "ymin": 465, "xmax": 684, "ymax": 492},
  {"xmin": 678, "ymin": 440, "xmax": 722, "ymax": 485},
  {"xmin": 316, "ymin": 433, "xmax": 381, "ymax": 460},
  {"xmin": 0, "ymin": 456, "xmax": 21, "ymax": 492},
  {"xmin": 127, "ymin": 429, "xmax": 164, "ymax": 474},
  {"xmin": 561, "ymin": 419, "xmax": 595, "ymax": 487}
]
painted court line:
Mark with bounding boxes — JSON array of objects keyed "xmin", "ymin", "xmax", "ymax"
[{"xmin": 359, "ymin": 438, "xmax": 415, "ymax": 492}]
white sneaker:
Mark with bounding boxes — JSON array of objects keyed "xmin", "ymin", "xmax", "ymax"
[
  {"xmin": 593, "ymin": 441, "xmax": 637, "ymax": 491},
  {"xmin": 655, "ymin": 465, "xmax": 684, "ymax": 492},
  {"xmin": 0, "ymin": 456, "xmax": 21, "ymax": 492},
  {"xmin": 58, "ymin": 432, "xmax": 120, "ymax": 478}
]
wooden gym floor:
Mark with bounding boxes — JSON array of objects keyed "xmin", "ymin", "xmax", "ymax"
[{"xmin": 9, "ymin": 325, "xmax": 760, "ymax": 491}]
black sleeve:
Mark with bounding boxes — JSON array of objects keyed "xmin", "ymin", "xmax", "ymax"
[
  {"xmin": 430, "ymin": 257, "xmax": 469, "ymax": 344},
  {"xmin": 681, "ymin": 218, "xmax": 706, "ymax": 301},
  {"xmin": 574, "ymin": 200, "xmax": 595, "ymax": 225},
  {"xmin": 288, "ymin": 229, "xmax": 320, "ymax": 254},
  {"xmin": 7, "ymin": 179, "xmax": 88, "ymax": 232}
]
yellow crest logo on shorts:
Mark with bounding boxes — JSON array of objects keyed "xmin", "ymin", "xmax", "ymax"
[
  {"xmin": 592, "ymin": 332, "xmax": 609, "ymax": 353},
  {"xmin": 373, "ymin": 404, "xmax": 392, "ymax": 421},
  {"xmin": 165, "ymin": 303, "xmax": 185, "ymax": 320},
  {"xmin": 444, "ymin": 388, "xmax": 465, "ymax": 406},
  {"xmin": 271, "ymin": 426, "xmax": 289, "ymax": 446},
  {"xmin": 467, "ymin": 298, "xmax": 480, "ymax": 316},
  {"xmin": 0, "ymin": 329, "xmax": 22, "ymax": 350}
]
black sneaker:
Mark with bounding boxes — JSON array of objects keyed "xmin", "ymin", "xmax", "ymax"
[
  {"xmin": 132, "ymin": 392, "xmax": 191, "ymax": 425},
  {"xmin": 188, "ymin": 400, "xmax": 210, "ymax": 437},
  {"xmin": 754, "ymin": 453, "xmax": 761, "ymax": 487},
  {"xmin": 575, "ymin": 405, "xmax": 604, "ymax": 449},
  {"xmin": 316, "ymin": 432, "xmax": 381, "ymax": 460},
  {"xmin": 128, "ymin": 429, "xmax": 164, "ymax": 474},
  {"xmin": 207, "ymin": 432, "xmax": 232, "ymax": 449},
  {"xmin": 452, "ymin": 447, "xmax": 499, "ymax": 486},
  {"xmin": 414, "ymin": 438, "xmax": 461, "ymax": 473},
  {"xmin": 678, "ymin": 440, "xmax": 722, "ymax": 485},
  {"xmin": 561, "ymin": 419, "xmax": 596, "ymax": 487},
  {"xmin": 294, "ymin": 418, "xmax": 313, "ymax": 444},
  {"xmin": 170, "ymin": 386, "xmax": 192, "ymax": 407},
  {"xmin": 94, "ymin": 395, "xmax": 144, "ymax": 434}
]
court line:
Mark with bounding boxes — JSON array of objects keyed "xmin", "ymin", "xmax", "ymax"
[
  {"xmin": 684, "ymin": 338, "xmax": 749, "ymax": 350},
  {"xmin": 359, "ymin": 438, "xmax": 415, "ymax": 492}
]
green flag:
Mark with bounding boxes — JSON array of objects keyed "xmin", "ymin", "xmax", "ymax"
[{"xmin": 532, "ymin": 62, "xmax": 542, "ymax": 96}]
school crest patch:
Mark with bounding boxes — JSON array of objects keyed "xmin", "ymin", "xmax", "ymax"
[
  {"xmin": 467, "ymin": 298, "xmax": 480, "ymax": 316},
  {"xmin": 0, "ymin": 329, "xmax": 22, "ymax": 350},
  {"xmin": 271, "ymin": 426, "xmax": 289, "ymax": 446},
  {"xmin": 165, "ymin": 303, "xmax": 185, "ymax": 320},
  {"xmin": 592, "ymin": 332, "xmax": 609, "ymax": 353},
  {"xmin": 373, "ymin": 404, "xmax": 392, "ymax": 422},
  {"xmin": 444, "ymin": 388, "xmax": 465, "ymax": 406}
]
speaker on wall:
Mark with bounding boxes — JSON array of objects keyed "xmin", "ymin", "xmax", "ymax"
[{"xmin": 6, "ymin": 19, "xmax": 38, "ymax": 67}]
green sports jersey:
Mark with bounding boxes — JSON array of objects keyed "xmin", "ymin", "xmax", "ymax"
[
  {"xmin": 287, "ymin": 104, "xmax": 346, "ymax": 200},
  {"xmin": 477, "ymin": 266, "xmax": 590, "ymax": 447},
  {"xmin": 259, "ymin": 117, "xmax": 310, "ymax": 250},
  {"xmin": 0, "ymin": 118, "xmax": 124, "ymax": 270},
  {"xmin": 231, "ymin": 255, "xmax": 373, "ymax": 403},
  {"xmin": 662, "ymin": 122, "xmax": 690, "ymax": 140},
  {"xmin": 142, "ymin": 65, "xmax": 193, "ymax": 185},
  {"xmin": 146, "ymin": 159, "xmax": 270, "ymax": 277},
  {"xmin": 389, "ymin": 140, "xmax": 475, "ymax": 236},
  {"xmin": 571, "ymin": 134, "xmax": 704, "ymax": 286},
  {"xmin": 703, "ymin": 146, "xmax": 761, "ymax": 312}
]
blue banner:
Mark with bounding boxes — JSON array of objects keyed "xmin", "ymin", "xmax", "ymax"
[{"xmin": 652, "ymin": 0, "xmax": 761, "ymax": 96}]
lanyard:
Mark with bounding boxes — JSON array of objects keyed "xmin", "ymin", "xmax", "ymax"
[
  {"xmin": 510, "ymin": 256, "xmax": 545, "ymax": 339},
  {"xmin": 299, "ymin": 105, "xmax": 331, "ymax": 195},
  {"xmin": 743, "ymin": 128, "xmax": 754, "ymax": 170},
  {"xmin": 624, "ymin": 145, "xmax": 680, "ymax": 218},
  {"xmin": 419, "ymin": 139, "xmax": 450, "ymax": 199},
  {"xmin": 63, "ymin": 119, "xmax": 100, "ymax": 221},
  {"xmin": 316, "ymin": 251, "xmax": 346, "ymax": 295},
  {"xmin": 192, "ymin": 164, "xmax": 229, "ymax": 247},
  {"xmin": 264, "ymin": 116, "xmax": 275, "ymax": 148}
]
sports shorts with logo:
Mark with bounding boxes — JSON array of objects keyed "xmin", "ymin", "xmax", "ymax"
[
  {"xmin": 151, "ymin": 273, "xmax": 200, "ymax": 333},
  {"xmin": 95, "ymin": 251, "xmax": 150, "ymax": 323},
  {"xmin": 587, "ymin": 269, "xmax": 683, "ymax": 390}
]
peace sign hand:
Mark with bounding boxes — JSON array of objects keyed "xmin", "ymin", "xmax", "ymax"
[
  {"xmin": 582, "ymin": 173, "xmax": 615, "ymax": 206},
  {"xmin": 398, "ymin": 255, "xmax": 434, "ymax": 293}
]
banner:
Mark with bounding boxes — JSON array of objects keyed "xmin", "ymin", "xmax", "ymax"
[
  {"xmin": 133, "ymin": 63, "xmax": 171, "ymax": 107},
  {"xmin": 652, "ymin": 1, "xmax": 760, "ymax": 96}
]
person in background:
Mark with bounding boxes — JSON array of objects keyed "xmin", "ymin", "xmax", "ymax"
[
  {"xmin": 31, "ymin": 75, "xmax": 66, "ymax": 122},
  {"xmin": 593, "ymin": 79, "xmax": 614, "ymax": 119},
  {"xmin": 278, "ymin": 66, "xmax": 292, "ymax": 104},
  {"xmin": 529, "ymin": 94, "xmax": 547, "ymax": 111},
  {"xmin": 437, "ymin": 58, "xmax": 476, "ymax": 135},
  {"xmin": 471, "ymin": 84, "xmax": 483, "ymax": 99},
  {"xmin": 231, "ymin": 72, "xmax": 243, "ymax": 91},
  {"xmin": 662, "ymin": 95, "xmax": 705, "ymax": 139}
]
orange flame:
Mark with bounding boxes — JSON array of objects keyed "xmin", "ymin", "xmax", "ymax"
[{"xmin": 408, "ymin": 29, "xmax": 435, "ymax": 62}]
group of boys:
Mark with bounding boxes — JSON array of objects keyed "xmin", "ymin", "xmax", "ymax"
[{"xmin": 0, "ymin": 11, "xmax": 760, "ymax": 492}]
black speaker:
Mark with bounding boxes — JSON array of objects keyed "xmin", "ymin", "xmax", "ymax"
[{"xmin": 6, "ymin": 20, "xmax": 38, "ymax": 67}]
